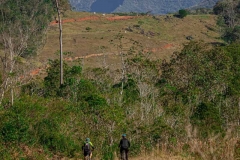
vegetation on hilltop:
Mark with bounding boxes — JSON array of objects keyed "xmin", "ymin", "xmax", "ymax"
[
  {"xmin": 178, "ymin": 9, "xmax": 188, "ymax": 18},
  {"xmin": 71, "ymin": 0, "xmax": 219, "ymax": 14},
  {"xmin": 213, "ymin": 0, "xmax": 240, "ymax": 42}
]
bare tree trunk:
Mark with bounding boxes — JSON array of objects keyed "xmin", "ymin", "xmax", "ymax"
[
  {"xmin": 0, "ymin": 33, "xmax": 23, "ymax": 106},
  {"xmin": 120, "ymin": 51, "xmax": 125, "ymax": 96},
  {"xmin": 11, "ymin": 87, "xmax": 14, "ymax": 106},
  {"xmin": 10, "ymin": 37, "xmax": 14, "ymax": 106},
  {"xmin": 238, "ymin": 97, "xmax": 240, "ymax": 127},
  {"xmin": 55, "ymin": 0, "xmax": 63, "ymax": 85}
]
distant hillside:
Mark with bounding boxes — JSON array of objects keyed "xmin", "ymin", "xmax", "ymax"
[
  {"xmin": 69, "ymin": 0, "xmax": 220, "ymax": 14},
  {"xmin": 189, "ymin": 0, "xmax": 220, "ymax": 9},
  {"xmin": 40, "ymin": 11, "xmax": 221, "ymax": 69}
]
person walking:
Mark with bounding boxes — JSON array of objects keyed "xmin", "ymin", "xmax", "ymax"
[
  {"xmin": 82, "ymin": 138, "xmax": 94, "ymax": 160},
  {"xmin": 119, "ymin": 134, "xmax": 130, "ymax": 160}
]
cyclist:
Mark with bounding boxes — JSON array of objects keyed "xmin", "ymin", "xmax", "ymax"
[
  {"xmin": 119, "ymin": 134, "xmax": 130, "ymax": 160},
  {"xmin": 82, "ymin": 138, "xmax": 94, "ymax": 160}
]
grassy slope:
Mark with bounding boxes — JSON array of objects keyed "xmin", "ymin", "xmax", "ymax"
[{"xmin": 38, "ymin": 11, "xmax": 221, "ymax": 71}]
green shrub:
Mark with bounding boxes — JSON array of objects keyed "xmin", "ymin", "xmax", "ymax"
[
  {"xmin": 43, "ymin": 59, "xmax": 82, "ymax": 98},
  {"xmin": 0, "ymin": 144, "xmax": 11, "ymax": 160},
  {"xmin": 179, "ymin": 9, "xmax": 188, "ymax": 18},
  {"xmin": 128, "ymin": 141, "xmax": 141, "ymax": 156},
  {"xmin": 235, "ymin": 140, "xmax": 240, "ymax": 159},
  {"xmin": 34, "ymin": 119, "xmax": 79, "ymax": 156},
  {"xmin": 138, "ymin": 20, "xmax": 144, "ymax": 25},
  {"xmin": 86, "ymin": 27, "xmax": 92, "ymax": 31},
  {"xmin": 0, "ymin": 109, "xmax": 31, "ymax": 143},
  {"xmin": 102, "ymin": 142, "xmax": 116, "ymax": 160},
  {"xmin": 191, "ymin": 102, "xmax": 223, "ymax": 138}
]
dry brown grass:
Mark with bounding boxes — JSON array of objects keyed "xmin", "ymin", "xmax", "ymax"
[
  {"xmin": 37, "ymin": 11, "xmax": 222, "ymax": 71},
  {"xmin": 11, "ymin": 133, "xmax": 239, "ymax": 160},
  {"xmin": 187, "ymin": 136, "xmax": 239, "ymax": 160}
]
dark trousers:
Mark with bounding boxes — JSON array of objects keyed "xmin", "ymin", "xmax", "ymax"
[{"xmin": 120, "ymin": 148, "xmax": 129, "ymax": 160}]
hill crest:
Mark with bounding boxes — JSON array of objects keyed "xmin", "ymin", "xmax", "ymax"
[{"xmin": 69, "ymin": 0, "xmax": 219, "ymax": 14}]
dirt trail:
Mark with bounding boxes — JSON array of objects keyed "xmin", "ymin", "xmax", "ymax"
[
  {"xmin": 130, "ymin": 156, "xmax": 187, "ymax": 160},
  {"xmin": 53, "ymin": 155, "xmax": 189, "ymax": 160},
  {"xmin": 29, "ymin": 43, "xmax": 176, "ymax": 77},
  {"xmin": 45, "ymin": 155, "xmax": 188, "ymax": 160},
  {"xmin": 50, "ymin": 15, "xmax": 138, "ymax": 26}
]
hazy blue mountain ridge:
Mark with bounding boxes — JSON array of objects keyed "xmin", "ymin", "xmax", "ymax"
[
  {"xmin": 91, "ymin": 0, "xmax": 124, "ymax": 13},
  {"xmin": 70, "ymin": 0, "xmax": 96, "ymax": 11},
  {"xmin": 69, "ymin": 0, "xmax": 219, "ymax": 14}
]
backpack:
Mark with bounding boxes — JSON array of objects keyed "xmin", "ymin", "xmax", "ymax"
[
  {"xmin": 84, "ymin": 142, "xmax": 90, "ymax": 152},
  {"xmin": 121, "ymin": 139, "xmax": 129, "ymax": 149}
]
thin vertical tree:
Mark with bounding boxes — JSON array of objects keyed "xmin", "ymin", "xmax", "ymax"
[{"xmin": 55, "ymin": 0, "xmax": 63, "ymax": 85}]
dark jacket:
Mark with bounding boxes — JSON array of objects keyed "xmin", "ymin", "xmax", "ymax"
[{"xmin": 119, "ymin": 137, "xmax": 130, "ymax": 149}]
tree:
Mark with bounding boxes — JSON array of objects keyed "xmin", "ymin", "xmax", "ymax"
[
  {"xmin": 0, "ymin": 0, "xmax": 53, "ymax": 105},
  {"xmin": 213, "ymin": 0, "xmax": 240, "ymax": 42},
  {"xmin": 213, "ymin": 0, "xmax": 240, "ymax": 28},
  {"xmin": 55, "ymin": 0, "xmax": 64, "ymax": 85},
  {"xmin": 178, "ymin": 9, "xmax": 188, "ymax": 18},
  {"xmin": 0, "ymin": 0, "xmax": 70, "ymax": 106},
  {"xmin": 159, "ymin": 41, "xmax": 240, "ymax": 137}
]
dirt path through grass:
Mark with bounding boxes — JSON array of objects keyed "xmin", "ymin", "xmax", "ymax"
[{"xmin": 50, "ymin": 15, "xmax": 139, "ymax": 26}]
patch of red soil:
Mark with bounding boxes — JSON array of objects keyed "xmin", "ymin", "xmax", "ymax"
[
  {"xmin": 62, "ymin": 18, "xmax": 75, "ymax": 23},
  {"xmin": 30, "ymin": 43, "xmax": 175, "ymax": 77},
  {"xmin": 63, "ymin": 53, "xmax": 116, "ymax": 62},
  {"xmin": 64, "ymin": 57, "xmax": 74, "ymax": 61},
  {"xmin": 49, "ymin": 15, "xmax": 137, "ymax": 25},
  {"xmin": 162, "ymin": 44, "xmax": 174, "ymax": 49},
  {"xmin": 82, "ymin": 53, "xmax": 104, "ymax": 58},
  {"xmin": 64, "ymin": 44, "xmax": 175, "ymax": 61},
  {"xmin": 50, "ymin": 16, "xmax": 99, "ymax": 26},
  {"xmin": 50, "ymin": 19, "xmax": 75, "ymax": 25},
  {"xmin": 30, "ymin": 68, "xmax": 41, "ymax": 76}
]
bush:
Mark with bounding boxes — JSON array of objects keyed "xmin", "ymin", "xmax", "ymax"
[
  {"xmin": 0, "ymin": 106, "xmax": 31, "ymax": 144},
  {"xmin": 191, "ymin": 102, "xmax": 223, "ymax": 138},
  {"xmin": 235, "ymin": 140, "xmax": 240, "ymax": 159},
  {"xmin": 0, "ymin": 144, "xmax": 11, "ymax": 160},
  {"xmin": 43, "ymin": 59, "xmax": 82, "ymax": 98},
  {"xmin": 179, "ymin": 9, "xmax": 188, "ymax": 18},
  {"xmin": 138, "ymin": 20, "xmax": 144, "ymax": 25},
  {"xmin": 86, "ymin": 27, "xmax": 92, "ymax": 31}
]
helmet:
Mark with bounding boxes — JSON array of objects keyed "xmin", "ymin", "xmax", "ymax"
[
  {"xmin": 122, "ymin": 134, "xmax": 126, "ymax": 137},
  {"xmin": 86, "ymin": 138, "xmax": 90, "ymax": 142}
]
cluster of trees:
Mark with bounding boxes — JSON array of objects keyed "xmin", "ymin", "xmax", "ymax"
[
  {"xmin": 1, "ymin": 41, "xmax": 240, "ymax": 159},
  {"xmin": 213, "ymin": 0, "xmax": 240, "ymax": 42},
  {"xmin": 0, "ymin": 0, "xmax": 70, "ymax": 106}
]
